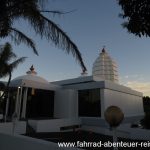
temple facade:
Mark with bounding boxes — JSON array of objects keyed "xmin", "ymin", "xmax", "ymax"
[{"xmin": 0, "ymin": 48, "xmax": 144, "ymax": 133}]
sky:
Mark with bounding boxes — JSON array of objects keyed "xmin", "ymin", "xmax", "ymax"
[{"xmin": 1, "ymin": 0, "xmax": 150, "ymax": 96}]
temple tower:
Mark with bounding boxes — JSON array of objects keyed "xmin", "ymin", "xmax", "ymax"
[{"xmin": 92, "ymin": 47, "xmax": 119, "ymax": 83}]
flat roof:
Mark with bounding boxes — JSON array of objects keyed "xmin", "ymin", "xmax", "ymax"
[
  {"xmin": 51, "ymin": 76, "xmax": 93, "ymax": 86},
  {"xmin": 51, "ymin": 76, "xmax": 142, "ymax": 97}
]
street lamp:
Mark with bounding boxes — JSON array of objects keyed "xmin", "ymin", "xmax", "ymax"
[{"xmin": 104, "ymin": 106, "xmax": 124, "ymax": 150}]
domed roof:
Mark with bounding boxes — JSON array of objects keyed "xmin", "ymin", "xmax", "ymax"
[
  {"xmin": 92, "ymin": 48, "xmax": 119, "ymax": 83},
  {"xmin": 12, "ymin": 74, "xmax": 49, "ymax": 85},
  {"xmin": 10, "ymin": 66, "xmax": 57, "ymax": 90}
]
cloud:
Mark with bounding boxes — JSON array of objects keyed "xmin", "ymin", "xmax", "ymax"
[
  {"xmin": 124, "ymin": 75, "xmax": 129, "ymax": 79},
  {"xmin": 120, "ymin": 74, "xmax": 145, "ymax": 84},
  {"xmin": 125, "ymin": 81, "xmax": 150, "ymax": 96},
  {"xmin": 122, "ymin": 74, "xmax": 142, "ymax": 80}
]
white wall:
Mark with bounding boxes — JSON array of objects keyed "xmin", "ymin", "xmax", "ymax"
[
  {"xmin": 28, "ymin": 118, "xmax": 81, "ymax": 132},
  {"xmin": 103, "ymin": 89, "xmax": 144, "ymax": 120},
  {"xmin": 54, "ymin": 89, "xmax": 78, "ymax": 118},
  {"xmin": 54, "ymin": 80, "xmax": 144, "ymax": 125},
  {"xmin": 80, "ymin": 117, "xmax": 108, "ymax": 127}
]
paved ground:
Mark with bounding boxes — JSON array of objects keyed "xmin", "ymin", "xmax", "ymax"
[{"xmin": 25, "ymin": 130, "xmax": 149, "ymax": 150}]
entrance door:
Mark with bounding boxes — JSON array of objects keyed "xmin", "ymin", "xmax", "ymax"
[{"xmin": 26, "ymin": 88, "xmax": 54, "ymax": 119}]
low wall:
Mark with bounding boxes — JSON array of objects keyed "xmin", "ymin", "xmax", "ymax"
[
  {"xmin": 80, "ymin": 117, "xmax": 108, "ymax": 127},
  {"xmin": 28, "ymin": 118, "xmax": 81, "ymax": 132},
  {"xmin": 0, "ymin": 133, "xmax": 78, "ymax": 150},
  {"xmin": 80, "ymin": 116, "xmax": 143, "ymax": 127},
  {"xmin": 0, "ymin": 121, "xmax": 26, "ymax": 134},
  {"xmin": 82, "ymin": 125, "xmax": 150, "ymax": 141},
  {"xmin": 119, "ymin": 126, "xmax": 150, "ymax": 140}
]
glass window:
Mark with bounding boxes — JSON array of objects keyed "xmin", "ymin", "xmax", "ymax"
[
  {"xmin": 26, "ymin": 88, "xmax": 54, "ymax": 118},
  {"xmin": 78, "ymin": 89, "xmax": 101, "ymax": 117}
]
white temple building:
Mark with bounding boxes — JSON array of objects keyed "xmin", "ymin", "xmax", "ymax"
[
  {"xmin": 51, "ymin": 48, "xmax": 144, "ymax": 130},
  {"xmin": 0, "ymin": 48, "xmax": 144, "ymax": 134}
]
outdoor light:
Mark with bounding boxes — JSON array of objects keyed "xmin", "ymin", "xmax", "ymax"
[
  {"xmin": 104, "ymin": 106, "xmax": 124, "ymax": 150},
  {"xmin": 104, "ymin": 106, "xmax": 124, "ymax": 128},
  {"xmin": 31, "ymin": 88, "xmax": 35, "ymax": 95}
]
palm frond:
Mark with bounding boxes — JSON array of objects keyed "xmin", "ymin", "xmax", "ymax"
[
  {"xmin": 9, "ymin": 27, "xmax": 38, "ymax": 55},
  {"xmin": 41, "ymin": 14, "xmax": 87, "ymax": 72},
  {"xmin": 25, "ymin": 10, "xmax": 87, "ymax": 72},
  {"xmin": 0, "ymin": 0, "xmax": 87, "ymax": 72},
  {"xmin": 40, "ymin": 9, "xmax": 77, "ymax": 15},
  {"xmin": 0, "ymin": 64, "xmax": 9, "ymax": 78},
  {"xmin": 9, "ymin": 57, "xmax": 27, "ymax": 72},
  {"xmin": 0, "ymin": 42, "xmax": 16, "ymax": 63},
  {"xmin": 0, "ymin": 42, "xmax": 27, "ymax": 78}
]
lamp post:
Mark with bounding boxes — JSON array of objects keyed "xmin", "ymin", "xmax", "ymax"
[
  {"xmin": 12, "ymin": 86, "xmax": 20, "ymax": 134},
  {"xmin": 12, "ymin": 112, "xmax": 18, "ymax": 135},
  {"xmin": 4, "ymin": 93, "xmax": 9, "ymax": 122},
  {"xmin": 104, "ymin": 106, "xmax": 124, "ymax": 150},
  {"xmin": 15, "ymin": 86, "xmax": 20, "ymax": 114}
]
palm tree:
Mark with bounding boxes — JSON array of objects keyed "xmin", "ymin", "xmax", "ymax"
[
  {"xmin": 0, "ymin": 0, "xmax": 87, "ymax": 72},
  {"xmin": 0, "ymin": 42, "xmax": 26, "ymax": 99}
]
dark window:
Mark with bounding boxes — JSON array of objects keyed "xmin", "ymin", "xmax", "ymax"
[
  {"xmin": 78, "ymin": 89, "xmax": 101, "ymax": 117},
  {"xmin": 26, "ymin": 88, "xmax": 54, "ymax": 119}
]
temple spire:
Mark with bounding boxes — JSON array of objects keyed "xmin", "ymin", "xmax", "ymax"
[
  {"xmin": 92, "ymin": 47, "xmax": 119, "ymax": 83},
  {"xmin": 26, "ymin": 65, "xmax": 37, "ymax": 75},
  {"xmin": 102, "ymin": 45, "xmax": 106, "ymax": 53}
]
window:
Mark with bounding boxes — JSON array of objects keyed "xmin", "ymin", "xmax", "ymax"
[
  {"xmin": 78, "ymin": 89, "xmax": 101, "ymax": 117},
  {"xmin": 26, "ymin": 88, "xmax": 54, "ymax": 118}
]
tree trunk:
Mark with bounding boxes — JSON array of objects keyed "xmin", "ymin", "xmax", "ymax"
[
  {"xmin": 0, "ymin": 71, "xmax": 12, "ymax": 120},
  {"xmin": 0, "ymin": 71, "xmax": 11, "ymax": 99}
]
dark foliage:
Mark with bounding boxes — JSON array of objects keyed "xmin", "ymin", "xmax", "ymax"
[
  {"xmin": 141, "ymin": 96, "xmax": 150, "ymax": 129},
  {"xmin": 141, "ymin": 112, "xmax": 150, "ymax": 129},
  {"xmin": 118, "ymin": 0, "xmax": 150, "ymax": 37},
  {"xmin": 143, "ymin": 96, "xmax": 150, "ymax": 113},
  {"xmin": 0, "ymin": 43, "xmax": 26, "ymax": 78},
  {"xmin": 0, "ymin": 0, "xmax": 87, "ymax": 72},
  {"xmin": 0, "ymin": 43, "xmax": 26, "ymax": 99}
]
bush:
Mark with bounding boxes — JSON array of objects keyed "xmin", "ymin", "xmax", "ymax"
[{"xmin": 141, "ymin": 113, "xmax": 150, "ymax": 129}]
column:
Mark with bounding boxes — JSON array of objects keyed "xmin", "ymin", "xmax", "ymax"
[{"xmin": 21, "ymin": 87, "xmax": 28, "ymax": 118}]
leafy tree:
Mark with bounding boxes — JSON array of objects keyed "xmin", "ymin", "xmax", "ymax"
[
  {"xmin": 143, "ymin": 96, "xmax": 150, "ymax": 113},
  {"xmin": 140, "ymin": 96, "xmax": 150, "ymax": 129},
  {"xmin": 141, "ymin": 113, "xmax": 150, "ymax": 129},
  {"xmin": 118, "ymin": 0, "xmax": 150, "ymax": 37},
  {"xmin": 0, "ymin": 42, "xmax": 26, "ymax": 99},
  {"xmin": 0, "ymin": 0, "xmax": 87, "ymax": 72}
]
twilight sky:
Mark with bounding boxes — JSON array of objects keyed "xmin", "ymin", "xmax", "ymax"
[{"xmin": 1, "ymin": 0, "xmax": 150, "ymax": 96}]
